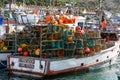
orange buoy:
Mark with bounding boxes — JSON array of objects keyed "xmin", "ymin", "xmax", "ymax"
[
  {"xmin": 101, "ymin": 20, "xmax": 106, "ymax": 28},
  {"xmin": 45, "ymin": 15, "xmax": 51, "ymax": 23},
  {"xmin": 35, "ymin": 49, "xmax": 40, "ymax": 56},
  {"xmin": 58, "ymin": 19, "xmax": 63, "ymax": 24},
  {"xmin": 67, "ymin": 36, "xmax": 73, "ymax": 42}
]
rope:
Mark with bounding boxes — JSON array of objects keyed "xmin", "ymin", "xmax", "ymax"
[{"xmin": 0, "ymin": 61, "xmax": 7, "ymax": 67}]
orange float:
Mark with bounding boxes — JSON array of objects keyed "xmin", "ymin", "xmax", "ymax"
[
  {"xmin": 67, "ymin": 35, "xmax": 73, "ymax": 42},
  {"xmin": 101, "ymin": 20, "xmax": 106, "ymax": 28},
  {"xmin": 58, "ymin": 19, "xmax": 63, "ymax": 24},
  {"xmin": 45, "ymin": 15, "xmax": 51, "ymax": 23}
]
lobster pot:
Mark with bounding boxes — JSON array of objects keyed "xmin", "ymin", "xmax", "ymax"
[
  {"xmin": 95, "ymin": 31, "xmax": 101, "ymax": 38},
  {"xmin": 42, "ymin": 53, "xmax": 48, "ymax": 58},
  {"xmin": 58, "ymin": 50, "xmax": 64, "ymax": 58},
  {"xmin": 51, "ymin": 41, "xmax": 64, "ymax": 48},
  {"xmin": 62, "ymin": 30, "xmax": 67, "ymax": 41},
  {"xmin": 47, "ymin": 26, "xmax": 52, "ymax": 34},
  {"xmin": 93, "ymin": 31, "xmax": 98, "ymax": 38},
  {"xmin": 64, "ymin": 42, "xmax": 75, "ymax": 49},
  {"xmin": 95, "ymin": 45, "xmax": 101, "ymax": 52},
  {"xmin": 52, "ymin": 25, "xmax": 58, "ymax": 32},
  {"xmin": 89, "ymin": 46, "xmax": 95, "ymax": 54},
  {"xmin": 75, "ymin": 40, "xmax": 83, "ymax": 48},
  {"xmin": 35, "ymin": 26, "xmax": 40, "ymax": 31},
  {"xmin": 75, "ymin": 48, "xmax": 84, "ymax": 55},
  {"xmin": 42, "ymin": 33, "xmax": 47, "ymax": 40},
  {"xmin": 83, "ymin": 32, "xmax": 89, "ymax": 39},
  {"xmin": 83, "ymin": 40, "xmax": 88, "ymax": 47},
  {"xmin": 87, "ymin": 39, "xmax": 95, "ymax": 46},
  {"xmin": 58, "ymin": 25, "xmax": 63, "ymax": 32},
  {"xmin": 64, "ymin": 49, "xmax": 74, "ymax": 57},
  {"xmin": 42, "ymin": 27, "xmax": 47, "ymax": 32},
  {"xmin": 47, "ymin": 33, "xmax": 62, "ymax": 40},
  {"xmin": 74, "ymin": 32, "xmax": 83, "ymax": 39},
  {"xmin": 47, "ymin": 50, "xmax": 57, "ymax": 58},
  {"xmin": 100, "ymin": 44, "xmax": 106, "ymax": 50},
  {"xmin": 57, "ymin": 41, "xmax": 64, "ymax": 48},
  {"xmin": 95, "ymin": 39, "xmax": 101, "ymax": 45},
  {"xmin": 52, "ymin": 50, "xmax": 58, "ymax": 57},
  {"xmin": 88, "ymin": 31, "xmax": 94, "ymax": 38},
  {"xmin": 47, "ymin": 34, "xmax": 53, "ymax": 40},
  {"xmin": 106, "ymin": 42, "xmax": 114, "ymax": 48},
  {"xmin": 42, "ymin": 42, "xmax": 55, "ymax": 49},
  {"xmin": 54, "ymin": 33, "xmax": 62, "ymax": 40},
  {"xmin": 100, "ymin": 39, "xmax": 105, "ymax": 44}
]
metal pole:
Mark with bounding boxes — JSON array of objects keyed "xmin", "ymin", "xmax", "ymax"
[
  {"xmin": 14, "ymin": 15, "xmax": 17, "ymax": 54},
  {"xmin": 40, "ymin": 25, "xmax": 42, "ymax": 58}
]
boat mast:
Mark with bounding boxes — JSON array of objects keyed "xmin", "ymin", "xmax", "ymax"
[{"xmin": 98, "ymin": 0, "xmax": 104, "ymax": 29}]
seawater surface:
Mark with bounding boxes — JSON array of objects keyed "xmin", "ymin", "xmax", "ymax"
[{"xmin": 1, "ymin": 56, "xmax": 120, "ymax": 80}]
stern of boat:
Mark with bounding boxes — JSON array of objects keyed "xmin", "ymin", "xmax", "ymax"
[{"xmin": 7, "ymin": 56, "xmax": 48, "ymax": 77}]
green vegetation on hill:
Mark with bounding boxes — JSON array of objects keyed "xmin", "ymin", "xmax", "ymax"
[{"xmin": 0, "ymin": 0, "xmax": 120, "ymax": 12}]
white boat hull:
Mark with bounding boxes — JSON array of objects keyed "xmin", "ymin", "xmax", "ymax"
[
  {"xmin": 0, "ymin": 52, "xmax": 12, "ymax": 68},
  {"xmin": 7, "ymin": 41, "xmax": 120, "ymax": 77}
]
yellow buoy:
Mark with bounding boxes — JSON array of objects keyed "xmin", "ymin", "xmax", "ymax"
[
  {"xmin": 35, "ymin": 49, "xmax": 40, "ymax": 56},
  {"xmin": 2, "ymin": 46, "xmax": 7, "ymax": 51},
  {"xmin": 20, "ymin": 43, "xmax": 27, "ymax": 48},
  {"xmin": 0, "ymin": 41, "xmax": 4, "ymax": 50}
]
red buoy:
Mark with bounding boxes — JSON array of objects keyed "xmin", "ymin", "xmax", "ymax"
[
  {"xmin": 76, "ymin": 26, "xmax": 81, "ymax": 31},
  {"xmin": 105, "ymin": 36, "xmax": 110, "ymax": 42},
  {"xmin": 80, "ymin": 30, "xmax": 84, "ymax": 35},
  {"xmin": 18, "ymin": 47, "xmax": 22, "ymax": 52},
  {"xmin": 23, "ymin": 51, "xmax": 28, "ymax": 56},
  {"xmin": 85, "ymin": 47, "xmax": 90, "ymax": 53}
]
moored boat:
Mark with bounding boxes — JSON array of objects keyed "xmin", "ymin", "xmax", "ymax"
[
  {"xmin": 0, "ymin": 16, "xmax": 15, "ymax": 69},
  {"xmin": 7, "ymin": 14, "xmax": 120, "ymax": 77}
]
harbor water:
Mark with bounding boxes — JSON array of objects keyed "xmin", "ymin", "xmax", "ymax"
[{"xmin": 1, "ymin": 56, "xmax": 120, "ymax": 80}]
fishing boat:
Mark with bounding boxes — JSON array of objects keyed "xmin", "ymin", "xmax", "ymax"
[
  {"xmin": 0, "ymin": 11, "xmax": 27, "ymax": 69},
  {"xmin": 7, "ymin": 12, "xmax": 120, "ymax": 77},
  {"xmin": 0, "ymin": 15, "xmax": 15, "ymax": 69}
]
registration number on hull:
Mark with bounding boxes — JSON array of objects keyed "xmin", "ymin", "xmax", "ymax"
[
  {"xmin": 19, "ymin": 57, "xmax": 35, "ymax": 69},
  {"xmin": 19, "ymin": 63, "xmax": 34, "ymax": 69}
]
